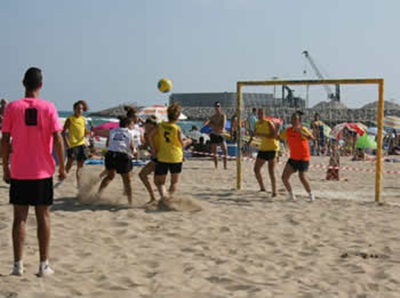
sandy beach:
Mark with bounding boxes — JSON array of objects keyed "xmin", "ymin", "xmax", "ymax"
[{"xmin": 1, "ymin": 156, "xmax": 400, "ymax": 297}]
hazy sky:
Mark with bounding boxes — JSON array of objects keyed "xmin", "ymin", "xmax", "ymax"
[{"xmin": 1, "ymin": 0, "xmax": 399, "ymax": 111}]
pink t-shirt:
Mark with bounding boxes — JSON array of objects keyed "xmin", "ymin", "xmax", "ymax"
[{"xmin": 2, "ymin": 98, "xmax": 62, "ymax": 179}]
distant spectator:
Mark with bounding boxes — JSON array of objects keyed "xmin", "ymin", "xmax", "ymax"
[
  {"xmin": 230, "ymin": 113, "xmax": 238, "ymax": 143},
  {"xmin": 192, "ymin": 136, "xmax": 210, "ymax": 157},
  {"xmin": 310, "ymin": 113, "xmax": 323, "ymax": 155},
  {"xmin": 326, "ymin": 140, "xmax": 340, "ymax": 180},
  {"xmin": 0, "ymin": 98, "xmax": 8, "ymax": 129},
  {"xmin": 248, "ymin": 108, "xmax": 257, "ymax": 135},
  {"xmin": 208, "ymin": 101, "xmax": 228, "ymax": 169},
  {"xmin": 0, "ymin": 98, "xmax": 8, "ymax": 157},
  {"xmin": 187, "ymin": 125, "xmax": 202, "ymax": 144}
]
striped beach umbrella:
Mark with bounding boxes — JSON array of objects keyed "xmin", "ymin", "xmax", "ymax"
[
  {"xmin": 383, "ymin": 116, "xmax": 400, "ymax": 131},
  {"xmin": 330, "ymin": 122, "xmax": 366, "ymax": 140}
]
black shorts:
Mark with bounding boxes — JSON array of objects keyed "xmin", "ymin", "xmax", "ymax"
[
  {"xmin": 67, "ymin": 145, "xmax": 88, "ymax": 161},
  {"xmin": 105, "ymin": 151, "xmax": 133, "ymax": 174},
  {"xmin": 210, "ymin": 133, "xmax": 226, "ymax": 145},
  {"xmin": 10, "ymin": 177, "xmax": 53, "ymax": 206},
  {"xmin": 257, "ymin": 150, "xmax": 278, "ymax": 161},
  {"xmin": 287, "ymin": 158, "xmax": 309, "ymax": 173},
  {"xmin": 155, "ymin": 162, "xmax": 182, "ymax": 175}
]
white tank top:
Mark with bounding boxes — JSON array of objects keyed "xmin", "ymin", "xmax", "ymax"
[
  {"xmin": 108, "ymin": 127, "xmax": 133, "ymax": 156},
  {"xmin": 129, "ymin": 124, "xmax": 143, "ymax": 152}
]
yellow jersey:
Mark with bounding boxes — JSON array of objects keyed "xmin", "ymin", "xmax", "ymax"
[
  {"xmin": 255, "ymin": 120, "xmax": 279, "ymax": 151},
  {"xmin": 67, "ymin": 115, "xmax": 86, "ymax": 147},
  {"xmin": 157, "ymin": 122, "xmax": 183, "ymax": 163}
]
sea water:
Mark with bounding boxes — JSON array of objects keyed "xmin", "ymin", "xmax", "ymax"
[{"xmin": 58, "ymin": 110, "xmax": 204, "ymax": 135}]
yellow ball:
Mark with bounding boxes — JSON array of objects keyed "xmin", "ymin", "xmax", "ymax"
[{"xmin": 157, "ymin": 78, "xmax": 173, "ymax": 93}]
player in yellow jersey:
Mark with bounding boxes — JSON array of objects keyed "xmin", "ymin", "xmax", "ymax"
[
  {"xmin": 62, "ymin": 100, "xmax": 90, "ymax": 187},
  {"xmin": 149, "ymin": 103, "xmax": 191, "ymax": 200},
  {"xmin": 248, "ymin": 108, "xmax": 279, "ymax": 196}
]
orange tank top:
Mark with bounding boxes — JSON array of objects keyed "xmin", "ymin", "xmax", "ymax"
[{"xmin": 285, "ymin": 127, "xmax": 311, "ymax": 161}]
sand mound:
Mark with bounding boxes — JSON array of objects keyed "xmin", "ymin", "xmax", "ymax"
[
  {"xmin": 76, "ymin": 172, "xmax": 102, "ymax": 203},
  {"xmin": 76, "ymin": 170, "xmax": 127, "ymax": 206},
  {"xmin": 147, "ymin": 195, "xmax": 202, "ymax": 212}
]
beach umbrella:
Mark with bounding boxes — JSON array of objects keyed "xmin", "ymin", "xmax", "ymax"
[
  {"xmin": 92, "ymin": 121, "xmax": 119, "ymax": 131},
  {"xmin": 319, "ymin": 124, "xmax": 332, "ymax": 137},
  {"xmin": 92, "ymin": 121, "xmax": 119, "ymax": 138},
  {"xmin": 355, "ymin": 133, "xmax": 377, "ymax": 150},
  {"xmin": 266, "ymin": 116, "xmax": 283, "ymax": 126},
  {"xmin": 383, "ymin": 116, "xmax": 400, "ymax": 131},
  {"xmin": 329, "ymin": 123, "xmax": 366, "ymax": 140},
  {"xmin": 139, "ymin": 105, "xmax": 188, "ymax": 122}
]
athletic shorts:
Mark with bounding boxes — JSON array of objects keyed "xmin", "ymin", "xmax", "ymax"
[
  {"xmin": 10, "ymin": 177, "xmax": 53, "ymax": 206},
  {"xmin": 287, "ymin": 158, "xmax": 309, "ymax": 173},
  {"xmin": 155, "ymin": 162, "xmax": 182, "ymax": 176},
  {"xmin": 105, "ymin": 151, "xmax": 133, "ymax": 174},
  {"xmin": 257, "ymin": 150, "xmax": 278, "ymax": 161},
  {"xmin": 210, "ymin": 133, "xmax": 226, "ymax": 145},
  {"xmin": 67, "ymin": 145, "xmax": 88, "ymax": 161}
]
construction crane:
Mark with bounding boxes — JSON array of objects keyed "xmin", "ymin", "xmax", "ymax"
[{"xmin": 302, "ymin": 50, "xmax": 340, "ymax": 102}]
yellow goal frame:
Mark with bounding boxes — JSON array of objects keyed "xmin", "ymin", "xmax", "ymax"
[{"xmin": 236, "ymin": 78, "xmax": 385, "ymax": 203}]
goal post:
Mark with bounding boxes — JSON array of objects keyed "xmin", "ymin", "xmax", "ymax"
[{"xmin": 236, "ymin": 78, "xmax": 385, "ymax": 203}]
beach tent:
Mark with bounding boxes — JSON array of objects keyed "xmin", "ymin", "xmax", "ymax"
[
  {"xmin": 330, "ymin": 123, "xmax": 366, "ymax": 140},
  {"xmin": 139, "ymin": 105, "xmax": 188, "ymax": 122},
  {"xmin": 355, "ymin": 132, "xmax": 377, "ymax": 150}
]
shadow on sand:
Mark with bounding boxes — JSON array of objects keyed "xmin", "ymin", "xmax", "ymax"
[{"xmin": 51, "ymin": 196, "xmax": 140, "ymax": 212}]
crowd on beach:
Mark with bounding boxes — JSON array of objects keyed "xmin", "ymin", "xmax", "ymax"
[{"xmin": 1, "ymin": 67, "xmax": 399, "ymax": 279}]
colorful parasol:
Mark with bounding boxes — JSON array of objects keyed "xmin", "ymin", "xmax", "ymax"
[
  {"xmin": 329, "ymin": 123, "xmax": 366, "ymax": 140},
  {"xmin": 383, "ymin": 116, "xmax": 400, "ymax": 131}
]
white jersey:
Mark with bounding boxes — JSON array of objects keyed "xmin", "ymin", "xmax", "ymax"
[
  {"xmin": 129, "ymin": 124, "xmax": 143, "ymax": 152},
  {"xmin": 108, "ymin": 127, "xmax": 133, "ymax": 157}
]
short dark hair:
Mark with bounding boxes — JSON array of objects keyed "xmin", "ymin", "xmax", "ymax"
[
  {"xmin": 214, "ymin": 101, "xmax": 221, "ymax": 107},
  {"xmin": 73, "ymin": 100, "xmax": 89, "ymax": 112},
  {"xmin": 118, "ymin": 116, "xmax": 133, "ymax": 128},
  {"xmin": 124, "ymin": 105, "xmax": 138, "ymax": 118},
  {"xmin": 23, "ymin": 67, "xmax": 42, "ymax": 90},
  {"xmin": 292, "ymin": 110, "xmax": 304, "ymax": 121},
  {"xmin": 145, "ymin": 115, "xmax": 157, "ymax": 126}
]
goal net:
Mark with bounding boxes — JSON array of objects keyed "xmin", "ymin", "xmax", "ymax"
[{"xmin": 235, "ymin": 78, "xmax": 397, "ymax": 203}]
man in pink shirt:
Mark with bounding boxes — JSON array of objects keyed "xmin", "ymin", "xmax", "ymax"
[{"xmin": 1, "ymin": 67, "xmax": 67, "ymax": 277}]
